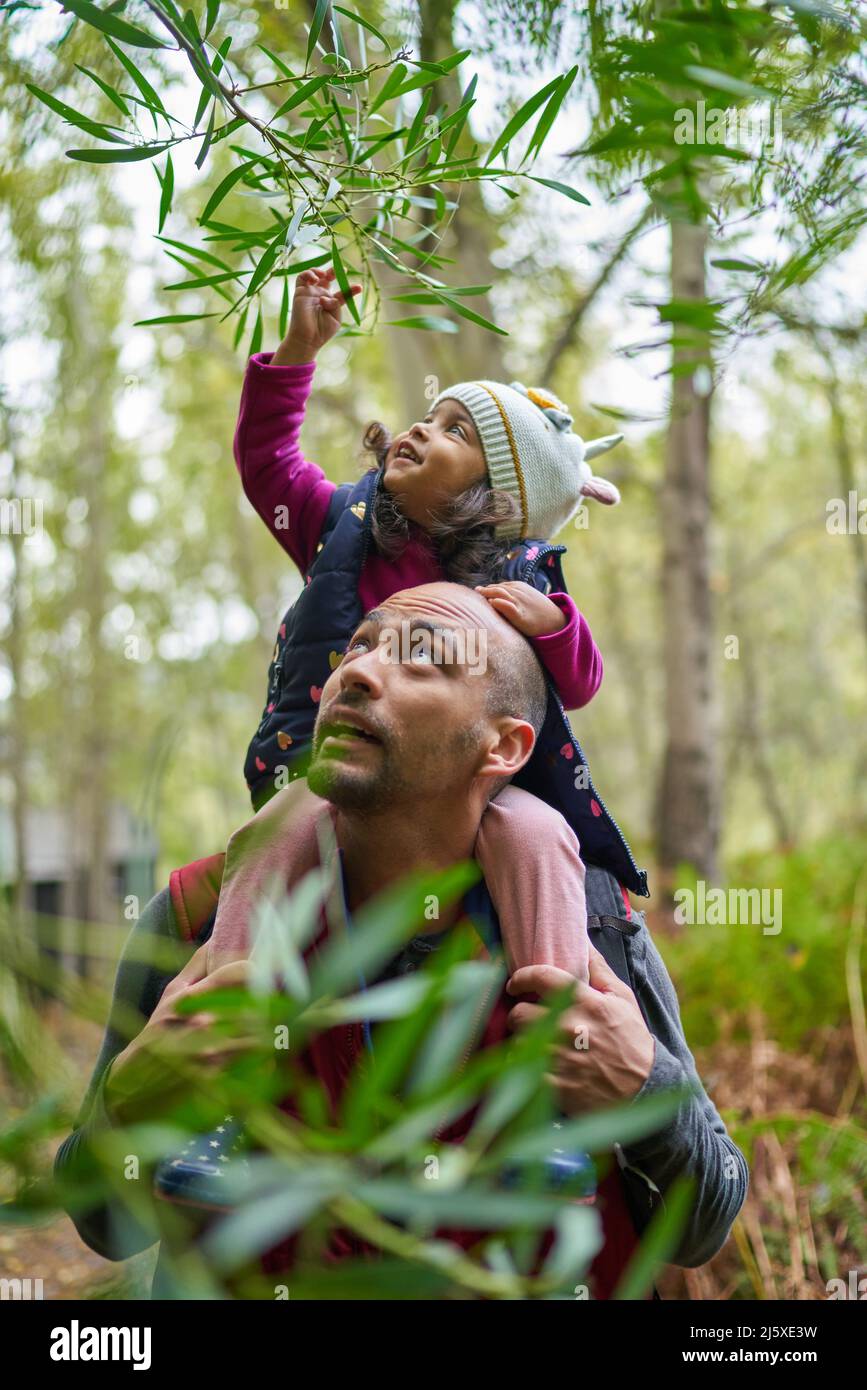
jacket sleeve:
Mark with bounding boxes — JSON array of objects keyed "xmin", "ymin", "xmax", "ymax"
[
  {"xmin": 233, "ymin": 352, "xmax": 335, "ymax": 573},
  {"xmin": 530, "ymin": 592, "xmax": 604, "ymax": 710},
  {"xmin": 618, "ymin": 923, "xmax": 749, "ymax": 1267},
  {"xmin": 53, "ymin": 887, "xmax": 190, "ymax": 1262}
]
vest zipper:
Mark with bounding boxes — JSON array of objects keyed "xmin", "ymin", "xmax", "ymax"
[{"xmin": 358, "ymin": 470, "xmax": 377, "ymax": 572}]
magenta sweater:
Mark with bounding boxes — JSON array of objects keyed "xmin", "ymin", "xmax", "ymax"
[{"xmin": 234, "ymin": 352, "xmax": 603, "ymax": 709}]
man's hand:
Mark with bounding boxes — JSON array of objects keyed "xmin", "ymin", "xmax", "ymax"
[
  {"xmin": 506, "ymin": 945, "xmax": 655, "ymax": 1114},
  {"xmin": 103, "ymin": 949, "xmax": 262, "ymax": 1127},
  {"xmin": 475, "ymin": 581, "xmax": 567, "ymax": 638},
  {"xmin": 271, "ymin": 267, "xmax": 362, "ymax": 365}
]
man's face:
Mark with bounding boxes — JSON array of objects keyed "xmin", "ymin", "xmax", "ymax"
[{"xmin": 307, "ymin": 584, "xmax": 526, "ymax": 812}]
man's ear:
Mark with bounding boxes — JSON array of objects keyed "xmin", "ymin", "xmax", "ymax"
[{"xmin": 476, "ymin": 716, "xmax": 536, "ymax": 787}]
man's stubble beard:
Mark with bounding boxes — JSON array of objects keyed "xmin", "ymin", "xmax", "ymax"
[{"xmin": 307, "ymin": 716, "xmax": 487, "ymax": 814}]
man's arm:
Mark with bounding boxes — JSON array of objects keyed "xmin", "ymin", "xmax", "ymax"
[
  {"xmin": 621, "ymin": 926, "xmax": 749, "ymax": 1268},
  {"xmin": 53, "ymin": 887, "xmax": 194, "ymax": 1261},
  {"xmin": 508, "ymin": 933, "xmax": 748, "ymax": 1270}
]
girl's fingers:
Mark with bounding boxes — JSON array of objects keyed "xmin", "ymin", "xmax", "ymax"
[{"xmin": 487, "ymin": 596, "xmax": 519, "ymax": 616}]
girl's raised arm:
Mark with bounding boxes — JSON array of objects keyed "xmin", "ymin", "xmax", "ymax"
[{"xmin": 233, "ymin": 269, "xmax": 362, "ymax": 575}]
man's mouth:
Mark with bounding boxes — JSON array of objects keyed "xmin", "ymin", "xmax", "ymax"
[{"xmin": 317, "ymin": 709, "xmax": 384, "ymax": 752}]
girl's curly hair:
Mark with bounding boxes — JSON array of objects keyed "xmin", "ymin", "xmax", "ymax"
[{"xmin": 360, "ymin": 419, "xmax": 521, "ymax": 589}]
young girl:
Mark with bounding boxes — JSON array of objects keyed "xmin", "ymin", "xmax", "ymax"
[{"xmin": 210, "ymin": 267, "xmax": 626, "ymax": 982}]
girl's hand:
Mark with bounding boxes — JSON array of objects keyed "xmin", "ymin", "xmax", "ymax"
[
  {"xmin": 475, "ymin": 581, "xmax": 567, "ymax": 637},
  {"xmin": 271, "ymin": 267, "xmax": 362, "ymax": 365}
]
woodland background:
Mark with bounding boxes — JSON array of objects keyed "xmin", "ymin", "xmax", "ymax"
[{"xmin": 0, "ymin": 0, "xmax": 865, "ymax": 1300}]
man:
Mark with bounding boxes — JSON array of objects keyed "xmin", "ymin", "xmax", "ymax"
[{"xmin": 56, "ymin": 583, "xmax": 748, "ymax": 1297}]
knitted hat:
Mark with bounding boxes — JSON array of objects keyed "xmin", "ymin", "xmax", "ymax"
[{"xmin": 429, "ymin": 378, "xmax": 623, "ymax": 542}]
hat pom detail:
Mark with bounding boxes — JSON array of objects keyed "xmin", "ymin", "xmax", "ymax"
[{"xmin": 509, "ymin": 380, "xmax": 573, "ymax": 432}]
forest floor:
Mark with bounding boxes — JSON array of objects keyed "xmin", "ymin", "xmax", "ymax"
[{"xmin": 2, "ymin": 947, "xmax": 864, "ymax": 1302}]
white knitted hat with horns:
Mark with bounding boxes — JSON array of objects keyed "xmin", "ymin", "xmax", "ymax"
[{"xmin": 429, "ymin": 378, "xmax": 623, "ymax": 542}]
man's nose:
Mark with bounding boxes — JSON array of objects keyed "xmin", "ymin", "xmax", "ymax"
[{"xmin": 339, "ymin": 645, "xmax": 385, "ymax": 697}]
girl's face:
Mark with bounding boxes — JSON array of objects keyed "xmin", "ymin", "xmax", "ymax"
[{"xmin": 382, "ymin": 398, "xmax": 488, "ymax": 528}]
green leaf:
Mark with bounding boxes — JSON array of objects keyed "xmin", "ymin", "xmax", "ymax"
[
  {"xmin": 164, "ymin": 270, "xmax": 243, "ymax": 291},
  {"xmin": 26, "ymin": 83, "xmax": 125, "ymax": 143},
  {"xmin": 310, "ymin": 862, "xmax": 479, "ymax": 1000},
  {"xmin": 246, "ymin": 223, "xmax": 287, "ymax": 297},
  {"xmin": 203, "ymin": 1165, "xmax": 348, "ymax": 1270},
  {"xmin": 523, "ymin": 65, "xmax": 578, "ymax": 165},
  {"xmin": 490, "ymin": 1089, "xmax": 689, "ymax": 1167},
  {"xmin": 314, "ymin": 975, "xmax": 432, "ymax": 1026},
  {"xmin": 682, "ymin": 66, "xmax": 776, "ymax": 102},
  {"xmin": 257, "ymin": 44, "xmax": 295, "ymax": 80},
  {"xmin": 384, "ymin": 316, "xmax": 460, "ymax": 333},
  {"xmin": 74, "ymin": 64, "xmax": 131, "ymax": 118},
  {"xmin": 612, "ymin": 1175, "xmax": 696, "ymax": 1300},
  {"xmin": 195, "ymin": 99, "xmax": 217, "ymax": 169},
  {"xmin": 272, "ymin": 74, "xmax": 331, "ymax": 122},
  {"xmin": 306, "ymin": 0, "xmax": 330, "ymax": 67},
  {"xmin": 408, "ymin": 961, "xmax": 504, "ymax": 1095},
  {"xmin": 106, "ymin": 37, "xmax": 169, "ymax": 130},
  {"xmin": 332, "ymin": 5, "xmax": 390, "ymax": 50},
  {"xmin": 67, "ymin": 143, "xmax": 174, "ymax": 162},
  {"xmin": 543, "ymin": 1205, "xmax": 602, "ymax": 1285},
  {"xmin": 134, "ymin": 313, "xmax": 220, "ymax": 325},
  {"xmin": 205, "ymin": 0, "xmax": 220, "ymax": 36},
  {"xmin": 330, "ymin": 241, "xmax": 361, "ymax": 326},
  {"xmin": 485, "ymin": 73, "xmax": 563, "ymax": 167},
  {"xmin": 437, "ymin": 295, "xmax": 508, "ymax": 336},
  {"xmin": 527, "ymin": 176, "xmax": 590, "ymax": 206},
  {"xmin": 157, "ymin": 150, "xmax": 173, "ymax": 232},
  {"xmin": 233, "ymin": 303, "xmax": 249, "ymax": 348},
  {"xmin": 445, "ymin": 73, "xmax": 477, "ymax": 158},
  {"xmin": 199, "ymin": 158, "xmax": 262, "ymax": 225},
  {"xmin": 404, "ymin": 86, "xmax": 431, "ymax": 159},
  {"xmin": 369, "ymin": 61, "xmax": 408, "ymax": 115},
  {"xmin": 211, "ymin": 34, "xmax": 231, "ymax": 79},
  {"xmin": 279, "ymin": 277, "xmax": 290, "ymax": 339},
  {"xmin": 157, "ymin": 235, "xmax": 233, "ymax": 271},
  {"xmin": 412, "ymin": 49, "xmax": 471, "ymax": 77},
  {"xmin": 352, "ymin": 1178, "xmax": 564, "ymax": 1229},
  {"xmin": 248, "ymin": 304, "xmax": 263, "ymax": 357},
  {"xmin": 60, "ymin": 0, "xmax": 164, "ymax": 48},
  {"xmin": 710, "ymin": 257, "xmax": 763, "ymax": 272},
  {"xmin": 182, "ymin": 6, "xmax": 203, "ymax": 44},
  {"xmin": 192, "ymin": 69, "xmax": 213, "ymax": 129}
]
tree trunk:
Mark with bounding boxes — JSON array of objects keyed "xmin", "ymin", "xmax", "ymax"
[
  {"xmin": 826, "ymin": 370, "xmax": 867, "ymax": 667},
  {"xmin": 381, "ymin": 0, "xmax": 509, "ymax": 416},
  {"xmin": 655, "ymin": 217, "xmax": 720, "ymax": 883}
]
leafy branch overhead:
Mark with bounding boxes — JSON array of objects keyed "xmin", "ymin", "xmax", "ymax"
[{"xmin": 28, "ymin": 0, "xmax": 589, "ymax": 349}]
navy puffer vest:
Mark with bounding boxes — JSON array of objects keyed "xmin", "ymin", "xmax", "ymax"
[{"xmin": 244, "ymin": 468, "xmax": 648, "ymax": 897}]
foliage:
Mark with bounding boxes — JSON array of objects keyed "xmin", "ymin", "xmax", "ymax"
[
  {"xmin": 1, "ymin": 857, "xmax": 687, "ymax": 1299},
  {"xmin": 20, "ymin": 0, "xmax": 594, "ymax": 352}
]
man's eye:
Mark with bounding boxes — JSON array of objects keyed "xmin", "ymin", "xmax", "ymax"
[{"xmin": 346, "ymin": 636, "xmax": 371, "ymax": 655}]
